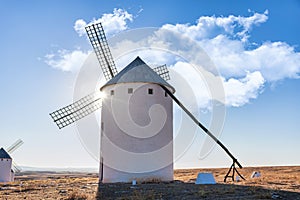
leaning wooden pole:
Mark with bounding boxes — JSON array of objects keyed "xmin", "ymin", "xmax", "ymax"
[{"xmin": 160, "ymin": 85, "xmax": 245, "ymax": 182}]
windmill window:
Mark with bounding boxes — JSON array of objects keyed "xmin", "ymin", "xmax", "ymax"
[
  {"xmin": 128, "ymin": 88, "xmax": 133, "ymax": 94},
  {"xmin": 110, "ymin": 90, "xmax": 114, "ymax": 95},
  {"xmin": 148, "ymin": 88, "xmax": 153, "ymax": 95},
  {"xmin": 165, "ymin": 92, "xmax": 168, "ymax": 97}
]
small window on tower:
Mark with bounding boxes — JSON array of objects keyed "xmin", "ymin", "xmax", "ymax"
[
  {"xmin": 165, "ymin": 91, "xmax": 168, "ymax": 97},
  {"xmin": 128, "ymin": 88, "xmax": 133, "ymax": 94},
  {"xmin": 110, "ymin": 90, "xmax": 114, "ymax": 95},
  {"xmin": 148, "ymin": 88, "xmax": 153, "ymax": 95}
]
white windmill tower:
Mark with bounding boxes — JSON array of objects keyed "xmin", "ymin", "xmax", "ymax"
[
  {"xmin": 50, "ymin": 22, "xmax": 244, "ymax": 183},
  {"xmin": 0, "ymin": 139, "xmax": 23, "ymax": 182},
  {"xmin": 99, "ymin": 56, "xmax": 175, "ymax": 182}
]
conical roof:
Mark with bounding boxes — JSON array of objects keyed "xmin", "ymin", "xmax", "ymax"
[
  {"xmin": 101, "ymin": 56, "xmax": 175, "ymax": 92},
  {"xmin": 0, "ymin": 148, "xmax": 11, "ymax": 159}
]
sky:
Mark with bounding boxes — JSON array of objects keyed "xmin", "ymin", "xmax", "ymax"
[{"xmin": 0, "ymin": 0, "xmax": 299, "ymax": 170}]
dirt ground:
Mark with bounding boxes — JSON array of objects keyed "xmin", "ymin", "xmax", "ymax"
[{"xmin": 0, "ymin": 166, "xmax": 299, "ymax": 199}]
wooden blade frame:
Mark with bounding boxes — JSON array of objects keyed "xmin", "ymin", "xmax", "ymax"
[
  {"xmin": 85, "ymin": 23, "xmax": 118, "ymax": 81},
  {"xmin": 153, "ymin": 64, "xmax": 170, "ymax": 81},
  {"xmin": 49, "ymin": 92, "xmax": 102, "ymax": 129},
  {"xmin": 7, "ymin": 139, "xmax": 24, "ymax": 154},
  {"xmin": 12, "ymin": 161, "xmax": 21, "ymax": 173}
]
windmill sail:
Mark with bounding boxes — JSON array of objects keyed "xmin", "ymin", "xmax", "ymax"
[
  {"xmin": 153, "ymin": 64, "xmax": 170, "ymax": 81},
  {"xmin": 50, "ymin": 22, "xmax": 117, "ymax": 129},
  {"xmin": 85, "ymin": 23, "xmax": 118, "ymax": 81},
  {"xmin": 12, "ymin": 161, "xmax": 21, "ymax": 173},
  {"xmin": 7, "ymin": 139, "xmax": 23, "ymax": 154},
  {"xmin": 49, "ymin": 92, "xmax": 102, "ymax": 129},
  {"xmin": 50, "ymin": 22, "xmax": 171, "ymax": 129}
]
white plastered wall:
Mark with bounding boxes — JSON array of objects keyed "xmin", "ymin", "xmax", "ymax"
[
  {"xmin": 0, "ymin": 158, "xmax": 12, "ymax": 182},
  {"xmin": 100, "ymin": 82, "xmax": 173, "ymax": 183}
]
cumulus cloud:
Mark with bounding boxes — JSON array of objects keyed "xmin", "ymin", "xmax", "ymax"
[
  {"xmin": 74, "ymin": 19, "xmax": 87, "ymax": 37},
  {"xmin": 246, "ymin": 42, "xmax": 300, "ymax": 81},
  {"xmin": 161, "ymin": 10, "xmax": 268, "ymax": 42},
  {"xmin": 170, "ymin": 61, "xmax": 212, "ymax": 109},
  {"xmin": 198, "ymin": 35, "xmax": 300, "ymax": 82},
  {"xmin": 223, "ymin": 71, "xmax": 265, "ymax": 107},
  {"xmin": 151, "ymin": 10, "xmax": 300, "ymax": 107},
  {"xmin": 45, "ymin": 49, "xmax": 91, "ymax": 72},
  {"xmin": 74, "ymin": 8, "xmax": 133, "ymax": 37},
  {"xmin": 46, "ymin": 8, "xmax": 133, "ymax": 72},
  {"xmin": 104, "ymin": 9, "xmax": 298, "ymax": 108},
  {"xmin": 169, "ymin": 62, "xmax": 265, "ymax": 108},
  {"xmin": 46, "ymin": 9, "xmax": 300, "ymax": 107}
]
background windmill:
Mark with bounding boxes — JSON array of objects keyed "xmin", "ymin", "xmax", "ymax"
[
  {"xmin": 50, "ymin": 22, "xmax": 244, "ymax": 182},
  {"xmin": 0, "ymin": 139, "xmax": 23, "ymax": 182}
]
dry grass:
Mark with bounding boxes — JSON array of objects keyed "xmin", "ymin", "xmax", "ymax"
[
  {"xmin": 135, "ymin": 177, "xmax": 163, "ymax": 184},
  {"xmin": 66, "ymin": 191, "xmax": 89, "ymax": 200},
  {"xmin": 0, "ymin": 166, "xmax": 299, "ymax": 199}
]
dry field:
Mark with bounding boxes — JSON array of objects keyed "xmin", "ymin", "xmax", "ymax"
[{"xmin": 0, "ymin": 166, "xmax": 299, "ymax": 199}]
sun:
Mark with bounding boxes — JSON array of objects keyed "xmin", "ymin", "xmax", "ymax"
[{"xmin": 96, "ymin": 91, "xmax": 106, "ymax": 99}]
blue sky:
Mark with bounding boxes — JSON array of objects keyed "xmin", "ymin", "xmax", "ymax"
[{"xmin": 0, "ymin": 0, "xmax": 299, "ymax": 169}]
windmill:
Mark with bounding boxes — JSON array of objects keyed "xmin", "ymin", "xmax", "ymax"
[
  {"xmin": 50, "ymin": 22, "xmax": 244, "ymax": 182},
  {"xmin": 0, "ymin": 139, "xmax": 23, "ymax": 182}
]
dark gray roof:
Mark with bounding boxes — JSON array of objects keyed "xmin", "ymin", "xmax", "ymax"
[
  {"xmin": 101, "ymin": 56, "xmax": 175, "ymax": 92},
  {"xmin": 0, "ymin": 148, "xmax": 11, "ymax": 159}
]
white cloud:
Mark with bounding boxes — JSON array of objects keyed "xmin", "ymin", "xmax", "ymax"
[
  {"xmin": 45, "ymin": 49, "xmax": 90, "ymax": 72},
  {"xmin": 246, "ymin": 42, "xmax": 300, "ymax": 81},
  {"xmin": 170, "ymin": 61, "xmax": 212, "ymax": 109},
  {"xmin": 169, "ymin": 62, "xmax": 265, "ymax": 108},
  {"xmin": 198, "ymin": 36, "xmax": 300, "ymax": 82},
  {"xmin": 151, "ymin": 10, "xmax": 300, "ymax": 107},
  {"xmin": 223, "ymin": 71, "xmax": 265, "ymax": 107},
  {"xmin": 46, "ymin": 8, "xmax": 133, "ymax": 72},
  {"xmin": 46, "ymin": 9, "xmax": 300, "ymax": 107},
  {"xmin": 161, "ymin": 10, "xmax": 268, "ymax": 42},
  {"xmin": 74, "ymin": 19, "xmax": 87, "ymax": 37},
  {"xmin": 74, "ymin": 8, "xmax": 133, "ymax": 38}
]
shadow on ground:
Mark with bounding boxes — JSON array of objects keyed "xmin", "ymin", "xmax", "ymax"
[{"xmin": 96, "ymin": 181, "xmax": 300, "ymax": 200}]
